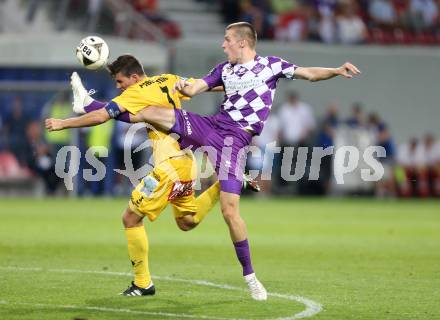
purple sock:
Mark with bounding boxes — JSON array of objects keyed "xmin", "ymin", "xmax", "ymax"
[
  {"xmin": 84, "ymin": 100, "xmax": 106, "ymax": 113},
  {"xmin": 84, "ymin": 100, "xmax": 130, "ymax": 123},
  {"xmin": 115, "ymin": 112, "xmax": 130, "ymax": 123},
  {"xmin": 234, "ymin": 239, "xmax": 254, "ymax": 276}
]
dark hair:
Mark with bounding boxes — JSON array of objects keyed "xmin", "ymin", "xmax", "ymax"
[
  {"xmin": 226, "ymin": 22, "xmax": 257, "ymax": 48},
  {"xmin": 107, "ymin": 54, "xmax": 145, "ymax": 77}
]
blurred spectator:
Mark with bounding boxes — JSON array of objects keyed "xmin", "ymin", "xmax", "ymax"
[
  {"xmin": 393, "ymin": 0, "xmax": 411, "ymax": 24},
  {"xmin": 277, "ymin": 91, "xmax": 316, "ymax": 194},
  {"xmin": 248, "ymin": 115, "xmax": 280, "ymax": 196},
  {"xmin": 275, "ymin": 2, "xmax": 309, "ymax": 41},
  {"xmin": 370, "ymin": 114, "xmax": 396, "ymax": 163},
  {"xmin": 238, "ymin": 0, "xmax": 266, "ymax": 38},
  {"xmin": 417, "ymin": 133, "xmax": 440, "ymax": 196},
  {"xmin": 278, "ymin": 91, "xmax": 316, "ymax": 146},
  {"xmin": 238, "ymin": 0, "xmax": 273, "ymax": 38},
  {"xmin": 315, "ymin": 0, "xmax": 338, "ymax": 17},
  {"xmin": 25, "ymin": 121, "xmax": 60, "ymax": 195},
  {"xmin": 304, "ymin": 3, "xmax": 322, "ymax": 41},
  {"xmin": 84, "ymin": 0, "xmax": 103, "ymax": 32},
  {"xmin": 412, "ymin": 134, "xmax": 432, "ymax": 197},
  {"xmin": 396, "ymin": 137, "xmax": 419, "ymax": 197},
  {"xmin": 346, "ymin": 102, "xmax": 365, "ymax": 128},
  {"xmin": 318, "ymin": 15, "xmax": 337, "ymax": 43},
  {"xmin": 368, "ymin": 0, "xmax": 398, "ymax": 30},
  {"xmin": 428, "ymin": 134, "xmax": 440, "ymax": 197},
  {"xmin": 318, "ymin": 102, "xmax": 339, "ymax": 149},
  {"xmin": 315, "ymin": 0, "xmax": 338, "ymax": 43},
  {"xmin": 316, "ymin": 102, "xmax": 339, "ymax": 194},
  {"xmin": 409, "ymin": 0, "xmax": 439, "ymax": 33},
  {"xmin": 26, "ymin": 0, "xmax": 42, "ymax": 23},
  {"xmin": 4, "ymin": 96, "xmax": 30, "ymax": 166},
  {"xmin": 336, "ymin": 1, "xmax": 368, "ymax": 44},
  {"xmin": 367, "ymin": 112, "xmax": 396, "ymax": 197},
  {"xmin": 132, "ymin": 0, "xmax": 181, "ymax": 39},
  {"xmin": 44, "ymin": 92, "xmax": 73, "ymax": 154}
]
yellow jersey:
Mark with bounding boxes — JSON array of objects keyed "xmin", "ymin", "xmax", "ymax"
[{"xmin": 112, "ymin": 74, "xmax": 190, "ymax": 165}]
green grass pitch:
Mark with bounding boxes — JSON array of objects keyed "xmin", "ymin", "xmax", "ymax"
[{"xmin": 0, "ymin": 197, "xmax": 439, "ymax": 319}]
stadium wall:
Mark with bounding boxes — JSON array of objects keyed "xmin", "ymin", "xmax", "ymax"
[
  {"xmin": 0, "ymin": 33, "xmax": 167, "ymax": 71},
  {"xmin": 172, "ymin": 39, "xmax": 440, "ymax": 144}
]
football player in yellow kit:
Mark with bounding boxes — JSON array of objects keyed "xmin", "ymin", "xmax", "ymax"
[{"xmin": 46, "ymin": 55, "xmax": 258, "ymax": 297}]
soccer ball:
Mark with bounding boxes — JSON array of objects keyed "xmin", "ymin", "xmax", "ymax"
[{"xmin": 76, "ymin": 36, "xmax": 109, "ymax": 70}]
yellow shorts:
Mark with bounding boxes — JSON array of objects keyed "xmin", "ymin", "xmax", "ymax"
[{"xmin": 129, "ymin": 155, "xmax": 197, "ymax": 221}]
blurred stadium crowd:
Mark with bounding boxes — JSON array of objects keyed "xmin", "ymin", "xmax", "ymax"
[
  {"xmin": 246, "ymin": 92, "xmax": 440, "ymax": 198},
  {"xmin": 129, "ymin": 0, "xmax": 440, "ymax": 44},
  {"xmin": 1, "ymin": 86, "xmax": 439, "ymax": 198},
  {"xmin": 3, "ymin": 0, "xmax": 439, "ymax": 44},
  {"xmin": 0, "ymin": 0, "xmax": 439, "ymax": 198},
  {"xmin": 220, "ymin": 0, "xmax": 440, "ymax": 45}
]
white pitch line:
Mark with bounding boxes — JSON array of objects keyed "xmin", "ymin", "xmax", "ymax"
[
  {"xmin": 0, "ymin": 301, "xmax": 234, "ymax": 320},
  {"xmin": 0, "ymin": 266, "xmax": 322, "ymax": 320}
]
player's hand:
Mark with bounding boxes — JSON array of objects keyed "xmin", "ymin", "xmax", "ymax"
[
  {"xmin": 172, "ymin": 79, "xmax": 191, "ymax": 94},
  {"xmin": 45, "ymin": 118, "xmax": 65, "ymax": 131},
  {"xmin": 338, "ymin": 62, "xmax": 361, "ymax": 79}
]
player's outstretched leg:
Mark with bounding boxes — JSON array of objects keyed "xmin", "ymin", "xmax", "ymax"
[
  {"xmin": 191, "ymin": 176, "xmax": 260, "ymax": 224},
  {"xmin": 244, "ymin": 273, "xmax": 267, "ymax": 301},
  {"xmin": 121, "ymin": 207, "xmax": 155, "ymax": 297},
  {"xmin": 70, "ymin": 72, "xmax": 95, "ymax": 114},
  {"xmin": 70, "ymin": 72, "xmax": 133, "ymax": 123},
  {"xmin": 220, "ymin": 191, "xmax": 267, "ymax": 301}
]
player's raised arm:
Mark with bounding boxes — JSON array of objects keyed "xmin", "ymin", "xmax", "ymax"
[
  {"xmin": 45, "ymin": 108, "xmax": 110, "ymax": 131},
  {"xmin": 295, "ymin": 62, "xmax": 361, "ymax": 82},
  {"xmin": 45, "ymin": 100, "xmax": 127, "ymax": 131},
  {"xmin": 173, "ymin": 78, "xmax": 210, "ymax": 97}
]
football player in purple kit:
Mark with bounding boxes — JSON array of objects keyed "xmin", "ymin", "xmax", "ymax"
[{"xmin": 99, "ymin": 22, "xmax": 360, "ymax": 301}]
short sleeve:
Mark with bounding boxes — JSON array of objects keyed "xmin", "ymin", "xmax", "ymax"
[
  {"xmin": 268, "ymin": 56, "xmax": 297, "ymax": 80},
  {"xmin": 202, "ymin": 61, "xmax": 227, "ymax": 89},
  {"xmin": 112, "ymin": 86, "xmax": 145, "ymax": 114}
]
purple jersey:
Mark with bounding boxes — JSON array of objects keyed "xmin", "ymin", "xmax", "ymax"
[{"xmin": 202, "ymin": 55, "xmax": 297, "ymax": 135}]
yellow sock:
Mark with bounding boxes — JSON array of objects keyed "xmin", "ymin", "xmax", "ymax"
[
  {"xmin": 125, "ymin": 226, "xmax": 151, "ymax": 288},
  {"xmin": 193, "ymin": 181, "xmax": 220, "ymax": 224}
]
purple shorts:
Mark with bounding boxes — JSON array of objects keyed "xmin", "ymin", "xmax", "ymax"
[{"xmin": 171, "ymin": 109, "xmax": 253, "ymax": 194}]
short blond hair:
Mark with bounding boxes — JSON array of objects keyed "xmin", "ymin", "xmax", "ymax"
[{"xmin": 226, "ymin": 22, "xmax": 257, "ymax": 49}]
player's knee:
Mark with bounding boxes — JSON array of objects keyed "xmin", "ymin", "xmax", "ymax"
[
  {"xmin": 176, "ymin": 216, "xmax": 197, "ymax": 231},
  {"xmin": 178, "ymin": 222, "xmax": 194, "ymax": 231},
  {"xmin": 122, "ymin": 214, "xmax": 134, "ymax": 228},
  {"xmin": 220, "ymin": 203, "xmax": 239, "ymax": 224},
  {"xmin": 122, "ymin": 208, "xmax": 143, "ymax": 228}
]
